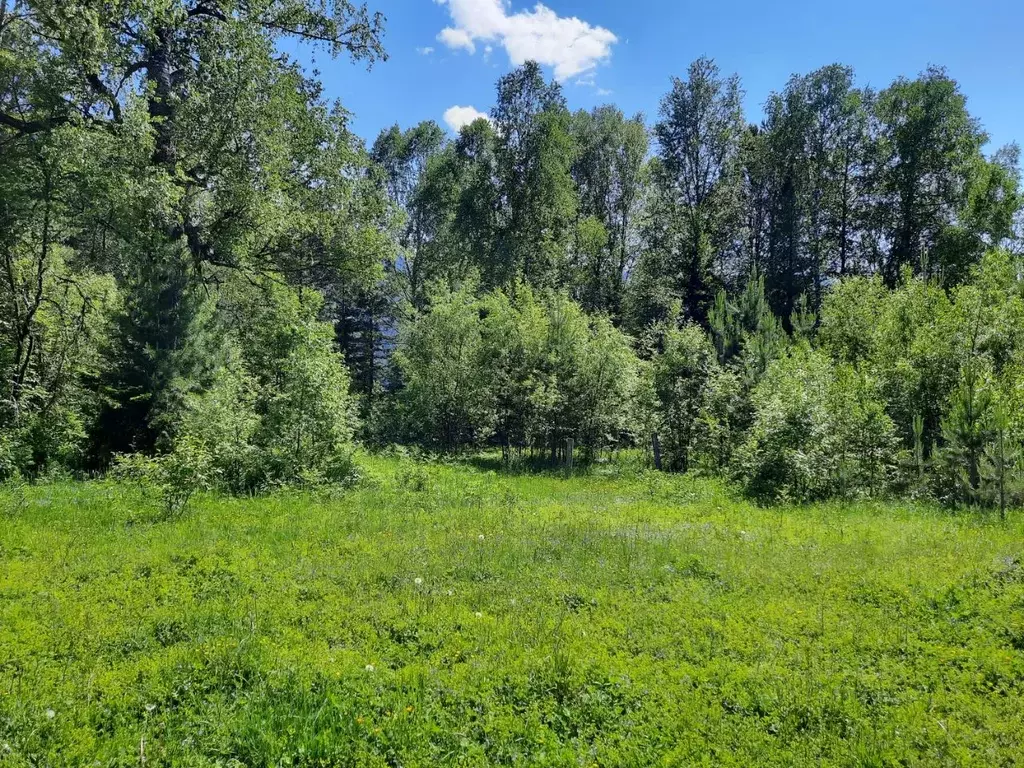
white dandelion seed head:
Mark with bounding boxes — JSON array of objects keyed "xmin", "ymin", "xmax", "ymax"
[
  {"xmin": 365, "ymin": 664, "xmax": 376, "ymax": 672},
  {"xmin": 414, "ymin": 577, "xmax": 423, "ymax": 586},
  {"xmin": 475, "ymin": 611, "xmax": 483, "ymax": 618},
  {"xmin": 45, "ymin": 709, "xmax": 55, "ymax": 720},
  {"xmin": 478, "ymin": 534, "xmax": 485, "ymax": 541}
]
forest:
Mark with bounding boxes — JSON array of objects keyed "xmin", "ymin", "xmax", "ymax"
[{"xmin": 2, "ymin": 0, "xmax": 1024, "ymax": 512}]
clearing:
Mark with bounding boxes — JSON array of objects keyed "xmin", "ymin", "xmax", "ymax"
[{"xmin": 1, "ymin": 456, "xmax": 1023, "ymax": 766}]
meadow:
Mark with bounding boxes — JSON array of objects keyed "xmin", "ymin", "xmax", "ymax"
[{"xmin": 1, "ymin": 454, "xmax": 1023, "ymax": 767}]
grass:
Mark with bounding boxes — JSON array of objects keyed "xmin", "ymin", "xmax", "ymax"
[{"xmin": 1, "ymin": 454, "xmax": 1023, "ymax": 766}]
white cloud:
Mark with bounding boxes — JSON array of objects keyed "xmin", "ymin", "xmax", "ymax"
[
  {"xmin": 416, "ymin": 46, "xmax": 436, "ymax": 55},
  {"xmin": 438, "ymin": 27, "xmax": 476, "ymax": 52},
  {"xmin": 434, "ymin": 0, "xmax": 618, "ymax": 81},
  {"xmin": 443, "ymin": 105, "xmax": 491, "ymax": 133},
  {"xmin": 597, "ymin": 88, "xmax": 613, "ymax": 96}
]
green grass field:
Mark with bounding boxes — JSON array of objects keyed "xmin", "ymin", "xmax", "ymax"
[{"xmin": 1, "ymin": 456, "xmax": 1023, "ymax": 766}]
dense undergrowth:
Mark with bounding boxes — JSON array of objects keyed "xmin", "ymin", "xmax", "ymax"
[{"xmin": 1, "ymin": 454, "xmax": 1022, "ymax": 766}]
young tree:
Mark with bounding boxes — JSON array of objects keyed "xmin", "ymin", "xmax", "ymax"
[
  {"xmin": 391, "ymin": 284, "xmax": 491, "ymax": 451},
  {"xmin": 479, "ymin": 285, "xmax": 549, "ymax": 463},
  {"xmin": 538, "ymin": 295, "xmax": 637, "ymax": 462},
  {"xmin": 641, "ymin": 320, "xmax": 721, "ymax": 473},
  {"xmin": 939, "ymin": 358, "xmax": 995, "ymax": 504}
]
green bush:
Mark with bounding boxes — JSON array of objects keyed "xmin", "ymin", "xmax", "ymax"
[
  {"xmin": 537, "ymin": 294, "xmax": 638, "ymax": 461},
  {"xmin": 391, "ymin": 283, "xmax": 492, "ymax": 450},
  {"xmin": 111, "ymin": 440, "xmax": 214, "ymax": 518},
  {"xmin": 737, "ymin": 344, "xmax": 898, "ymax": 503},
  {"xmin": 390, "ymin": 286, "xmax": 637, "ymax": 462},
  {"xmin": 166, "ymin": 280, "xmax": 358, "ymax": 493},
  {"xmin": 479, "ymin": 285, "xmax": 549, "ymax": 460},
  {"xmin": 638, "ymin": 321, "xmax": 722, "ymax": 473}
]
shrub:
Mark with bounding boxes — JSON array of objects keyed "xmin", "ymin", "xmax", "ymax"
[
  {"xmin": 736, "ymin": 345, "xmax": 898, "ymax": 503},
  {"xmin": 391, "ymin": 283, "xmax": 492, "ymax": 451},
  {"xmin": 391, "ymin": 287, "xmax": 637, "ymax": 462},
  {"xmin": 639, "ymin": 322, "xmax": 721, "ymax": 473},
  {"xmin": 536, "ymin": 295, "xmax": 638, "ymax": 461},
  {"xmin": 165, "ymin": 280, "xmax": 358, "ymax": 493},
  {"xmin": 479, "ymin": 285, "xmax": 549, "ymax": 461},
  {"xmin": 111, "ymin": 440, "xmax": 214, "ymax": 519}
]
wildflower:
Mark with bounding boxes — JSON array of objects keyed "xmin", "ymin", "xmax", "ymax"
[
  {"xmin": 365, "ymin": 664, "xmax": 376, "ymax": 672},
  {"xmin": 478, "ymin": 534, "xmax": 485, "ymax": 541},
  {"xmin": 405, "ymin": 705, "xmax": 414, "ymax": 713},
  {"xmin": 414, "ymin": 577, "xmax": 423, "ymax": 586},
  {"xmin": 357, "ymin": 716, "xmax": 365, "ymax": 725}
]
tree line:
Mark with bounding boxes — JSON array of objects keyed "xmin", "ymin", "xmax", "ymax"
[{"xmin": 2, "ymin": 1, "xmax": 1022, "ymax": 509}]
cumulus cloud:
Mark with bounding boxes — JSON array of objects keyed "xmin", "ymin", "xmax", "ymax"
[
  {"xmin": 438, "ymin": 27, "xmax": 476, "ymax": 52},
  {"xmin": 416, "ymin": 46, "xmax": 436, "ymax": 55},
  {"xmin": 443, "ymin": 105, "xmax": 491, "ymax": 133},
  {"xmin": 434, "ymin": 0, "xmax": 618, "ymax": 81}
]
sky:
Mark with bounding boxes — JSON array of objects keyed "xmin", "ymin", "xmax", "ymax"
[{"xmin": 292, "ymin": 0, "xmax": 1024, "ymax": 152}]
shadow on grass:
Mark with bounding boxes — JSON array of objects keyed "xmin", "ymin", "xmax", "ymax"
[{"xmin": 459, "ymin": 450, "xmax": 650, "ymax": 478}]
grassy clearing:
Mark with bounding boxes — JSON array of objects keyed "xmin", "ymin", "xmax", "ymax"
[{"xmin": 1, "ymin": 456, "xmax": 1023, "ymax": 766}]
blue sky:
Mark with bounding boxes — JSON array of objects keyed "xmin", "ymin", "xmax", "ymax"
[{"xmin": 293, "ymin": 0, "xmax": 1024, "ymax": 152}]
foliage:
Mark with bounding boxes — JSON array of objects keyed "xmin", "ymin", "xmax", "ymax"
[
  {"xmin": 389, "ymin": 286, "xmax": 637, "ymax": 462},
  {"xmin": 639, "ymin": 319, "xmax": 722, "ymax": 473},
  {"xmin": 737, "ymin": 344, "xmax": 898, "ymax": 503},
  {"xmin": 479, "ymin": 285, "xmax": 549, "ymax": 461},
  {"xmin": 2, "ymin": 0, "xmax": 1024, "ymax": 510},
  {"xmin": 391, "ymin": 283, "xmax": 491, "ymax": 451},
  {"xmin": 536, "ymin": 295, "xmax": 638, "ymax": 460}
]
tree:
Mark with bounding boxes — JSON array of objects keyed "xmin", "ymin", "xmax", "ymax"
[
  {"xmin": 0, "ymin": 121, "xmax": 120, "ymax": 476},
  {"xmin": 869, "ymin": 67, "xmax": 987, "ymax": 286},
  {"xmin": 491, "ymin": 62, "xmax": 577, "ymax": 290},
  {"xmin": 651, "ymin": 57, "xmax": 745, "ymax": 325},
  {"xmin": 371, "ymin": 121, "xmax": 447, "ymax": 304},
  {"xmin": 91, "ymin": 254, "xmax": 224, "ymax": 464},
  {"xmin": 1, "ymin": 0, "xmax": 390, "ymax": 485},
  {"xmin": 479, "ymin": 285, "xmax": 549, "ymax": 463},
  {"xmin": 736, "ymin": 344, "xmax": 897, "ymax": 503},
  {"xmin": 757, "ymin": 65, "xmax": 872, "ymax": 317},
  {"xmin": 939, "ymin": 358, "xmax": 995, "ymax": 504},
  {"xmin": 933, "ymin": 145, "xmax": 1023, "ymax": 287},
  {"xmin": 980, "ymin": 401, "xmax": 1019, "ymax": 520},
  {"xmin": 570, "ymin": 106, "xmax": 648, "ymax": 317},
  {"xmin": 538, "ymin": 295, "xmax": 637, "ymax": 461},
  {"xmin": 391, "ymin": 284, "xmax": 491, "ymax": 451}
]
